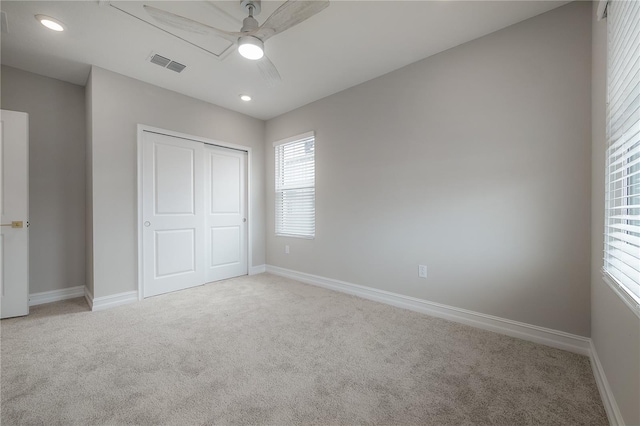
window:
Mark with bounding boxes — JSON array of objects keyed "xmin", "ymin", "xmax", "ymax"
[
  {"xmin": 274, "ymin": 132, "xmax": 315, "ymax": 238},
  {"xmin": 603, "ymin": 0, "xmax": 640, "ymax": 311}
]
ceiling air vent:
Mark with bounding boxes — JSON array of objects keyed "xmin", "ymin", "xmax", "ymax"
[
  {"xmin": 148, "ymin": 53, "xmax": 186, "ymax": 73},
  {"xmin": 166, "ymin": 61, "xmax": 186, "ymax": 73},
  {"xmin": 150, "ymin": 54, "xmax": 171, "ymax": 67}
]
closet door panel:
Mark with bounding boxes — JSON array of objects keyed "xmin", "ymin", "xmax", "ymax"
[
  {"xmin": 142, "ymin": 131, "xmax": 205, "ymax": 297},
  {"xmin": 205, "ymin": 146, "xmax": 247, "ymax": 282}
]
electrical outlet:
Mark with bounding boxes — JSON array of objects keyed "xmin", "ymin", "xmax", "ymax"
[
  {"xmin": 285, "ymin": 245, "xmax": 290, "ymax": 254},
  {"xmin": 418, "ymin": 265, "xmax": 427, "ymax": 278}
]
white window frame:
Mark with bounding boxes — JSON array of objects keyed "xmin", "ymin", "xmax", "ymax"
[
  {"xmin": 602, "ymin": 0, "xmax": 640, "ymax": 318},
  {"xmin": 274, "ymin": 131, "xmax": 315, "ymax": 239}
]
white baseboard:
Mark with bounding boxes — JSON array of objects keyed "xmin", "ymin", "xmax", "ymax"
[
  {"xmin": 265, "ymin": 265, "xmax": 591, "ymax": 356},
  {"xmin": 249, "ymin": 264, "xmax": 266, "ymax": 275},
  {"xmin": 590, "ymin": 340, "xmax": 624, "ymax": 425},
  {"xmin": 84, "ymin": 288, "xmax": 138, "ymax": 312},
  {"xmin": 29, "ymin": 286, "xmax": 85, "ymax": 306}
]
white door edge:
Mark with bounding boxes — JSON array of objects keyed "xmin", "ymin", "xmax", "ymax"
[
  {"xmin": 136, "ymin": 124, "xmax": 253, "ymax": 300},
  {"xmin": 0, "ymin": 109, "xmax": 29, "ymax": 318}
]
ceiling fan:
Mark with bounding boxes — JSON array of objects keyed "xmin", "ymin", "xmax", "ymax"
[{"xmin": 144, "ymin": 0, "xmax": 329, "ymax": 87}]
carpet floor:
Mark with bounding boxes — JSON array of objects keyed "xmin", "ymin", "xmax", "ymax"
[{"xmin": 1, "ymin": 273, "xmax": 607, "ymax": 425}]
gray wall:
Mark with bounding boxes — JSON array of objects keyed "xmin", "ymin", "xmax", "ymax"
[
  {"xmin": 265, "ymin": 2, "xmax": 592, "ymax": 336},
  {"xmin": 87, "ymin": 66, "xmax": 265, "ymax": 299},
  {"xmin": 590, "ymin": 4, "xmax": 640, "ymax": 425},
  {"xmin": 1, "ymin": 65, "xmax": 86, "ymax": 294}
]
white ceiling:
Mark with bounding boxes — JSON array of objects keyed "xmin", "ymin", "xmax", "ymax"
[{"xmin": 1, "ymin": 0, "xmax": 569, "ymax": 120}]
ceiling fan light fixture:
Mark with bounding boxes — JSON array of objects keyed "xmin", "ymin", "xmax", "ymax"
[
  {"xmin": 35, "ymin": 15, "xmax": 65, "ymax": 32},
  {"xmin": 238, "ymin": 36, "xmax": 264, "ymax": 60}
]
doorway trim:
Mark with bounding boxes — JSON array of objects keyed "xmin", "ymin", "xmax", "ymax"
[{"xmin": 136, "ymin": 124, "xmax": 253, "ymax": 300}]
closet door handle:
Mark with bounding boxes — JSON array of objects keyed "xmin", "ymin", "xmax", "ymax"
[{"xmin": 243, "ymin": 218, "xmax": 247, "ymax": 223}]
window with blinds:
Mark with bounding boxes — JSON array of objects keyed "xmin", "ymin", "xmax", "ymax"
[
  {"xmin": 274, "ymin": 132, "xmax": 315, "ymax": 238},
  {"xmin": 604, "ymin": 0, "xmax": 640, "ymax": 308}
]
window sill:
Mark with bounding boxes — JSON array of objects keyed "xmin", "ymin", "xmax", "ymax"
[
  {"xmin": 601, "ymin": 270, "xmax": 640, "ymax": 320},
  {"xmin": 275, "ymin": 233, "xmax": 315, "ymax": 240}
]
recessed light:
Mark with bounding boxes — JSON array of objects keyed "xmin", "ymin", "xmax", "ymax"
[
  {"xmin": 35, "ymin": 15, "xmax": 64, "ymax": 32},
  {"xmin": 240, "ymin": 94, "xmax": 252, "ymax": 102}
]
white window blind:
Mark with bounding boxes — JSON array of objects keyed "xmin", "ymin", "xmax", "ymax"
[
  {"xmin": 275, "ymin": 132, "xmax": 315, "ymax": 238},
  {"xmin": 604, "ymin": 0, "xmax": 640, "ymax": 307}
]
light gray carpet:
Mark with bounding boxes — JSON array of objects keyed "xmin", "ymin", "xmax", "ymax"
[{"xmin": 1, "ymin": 273, "xmax": 607, "ymax": 425}]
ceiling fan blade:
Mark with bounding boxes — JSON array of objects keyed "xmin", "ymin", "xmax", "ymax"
[
  {"xmin": 143, "ymin": 5, "xmax": 242, "ymax": 43},
  {"xmin": 254, "ymin": 0, "xmax": 329, "ymax": 42},
  {"xmin": 257, "ymin": 55, "xmax": 282, "ymax": 87}
]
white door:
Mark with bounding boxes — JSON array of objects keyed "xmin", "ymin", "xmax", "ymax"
[
  {"xmin": 142, "ymin": 131, "xmax": 205, "ymax": 297},
  {"xmin": 204, "ymin": 145, "xmax": 248, "ymax": 282},
  {"xmin": 0, "ymin": 110, "xmax": 29, "ymax": 319}
]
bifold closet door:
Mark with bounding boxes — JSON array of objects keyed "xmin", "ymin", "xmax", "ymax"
[
  {"xmin": 142, "ymin": 131, "xmax": 205, "ymax": 297},
  {"xmin": 204, "ymin": 145, "xmax": 248, "ymax": 282}
]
